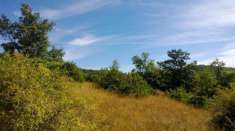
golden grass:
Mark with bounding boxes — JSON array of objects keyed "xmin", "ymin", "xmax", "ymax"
[{"xmin": 66, "ymin": 82, "xmax": 213, "ymax": 131}]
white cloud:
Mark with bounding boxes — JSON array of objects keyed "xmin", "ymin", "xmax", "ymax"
[
  {"xmin": 219, "ymin": 48, "xmax": 235, "ymax": 67},
  {"xmin": 182, "ymin": 0, "xmax": 235, "ymax": 28},
  {"xmin": 67, "ymin": 35, "xmax": 109, "ymax": 46},
  {"xmin": 49, "ymin": 25, "xmax": 91, "ymax": 43},
  {"xmin": 198, "ymin": 43, "xmax": 235, "ymax": 67},
  {"xmin": 63, "ymin": 47, "xmax": 100, "ymax": 61},
  {"xmin": 40, "ymin": 0, "xmax": 115, "ymax": 20}
]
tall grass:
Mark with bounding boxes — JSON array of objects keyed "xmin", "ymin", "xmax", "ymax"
[{"xmin": 66, "ymin": 82, "xmax": 213, "ymax": 131}]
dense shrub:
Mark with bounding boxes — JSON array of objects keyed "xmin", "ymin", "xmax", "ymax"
[
  {"xmin": 0, "ymin": 55, "xmax": 93, "ymax": 130},
  {"xmin": 168, "ymin": 87, "xmax": 192, "ymax": 102},
  {"xmin": 211, "ymin": 89, "xmax": 235, "ymax": 130},
  {"xmin": 189, "ymin": 95, "xmax": 208, "ymax": 107},
  {"xmin": 100, "ymin": 69, "xmax": 125, "ymax": 90},
  {"xmin": 61, "ymin": 62, "xmax": 84, "ymax": 82},
  {"xmin": 120, "ymin": 73, "xmax": 153, "ymax": 96},
  {"xmin": 193, "ymin": 70, "xmax": 218, "ymax": 98},
  {"xmin": 99, "ymin": 68, "xmax": 152, "ymax": 96},
  {"xmin": 83, "ymin": 69, "xmax": 108, "ymax": 83}
]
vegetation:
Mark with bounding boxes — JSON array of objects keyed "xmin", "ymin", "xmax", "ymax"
[
  {"xmin": 0, "ymin": 55, "xmax": 95, "ymax": 130},
  {"xmin": 1, "ymin": 3, "xmax": 235, "ymax": 130},
  {"xmin": 67, "ymin": 82, "xmax": 212, "ymax": 131},
  {"xmin": 211, "ymin": 89, "xmax": 235, "ymax": 130},
  {"xmin": 99, "ymin": 61, "xmax": 153, "ymax": 96},
  {"xmin": 0, "ymin": 4, "xmax": 53, "ymax": 58}
]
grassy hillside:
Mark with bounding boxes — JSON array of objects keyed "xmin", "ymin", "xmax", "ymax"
[{"xmin": 66, "ymin": 82, "xmax": 213, "ymax": 131}]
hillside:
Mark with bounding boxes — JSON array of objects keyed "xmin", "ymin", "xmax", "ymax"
[{"xmin": 66, "ymin": 82, "xmax": 213, "ymax": 131}]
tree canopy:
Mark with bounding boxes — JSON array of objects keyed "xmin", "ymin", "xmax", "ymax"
[{"xmin": 0, "ymin": 4, "xmax": 54, "ymax": 57}]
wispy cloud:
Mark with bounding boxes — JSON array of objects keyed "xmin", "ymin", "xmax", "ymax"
[
  {"xmin": 219, "ymin": 48, "xmax": 235, "ymax": 67},
  {"xmin": 49, "ymin": 25, "xmax": 91, "ymax": 44},
  {"xmin": 67, "ymin": 34, "xmax": 112, "ymax": 46},
  {"xmin": 40, "ymin": 0, "xmax": 116, "ymax": 20},
  {"xmin": 182, "ymin": 0, "xmax": 235, "ymax": 28},
  {"xmin": 63, "ymin": 47, "xmax": 101, "ymax": 61},
  {"xmin": 198, "ymin": 43, "xmax": 235, "ymax": 67},
  {"xmin": 159, "ymin": 33, "xmax": 235, "ymax": 46}
]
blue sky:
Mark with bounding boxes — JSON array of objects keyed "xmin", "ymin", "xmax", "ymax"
[{"xmin": 1, "ymin": 0, "xmax": 235, "ymax": 71}]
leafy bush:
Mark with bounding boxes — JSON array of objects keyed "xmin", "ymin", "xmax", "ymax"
[
  {"xmin": 99, "ymin": 68, "xmax": 152, "ymax": 96},
  {"xmin": 189, "ymin": 95, "xmax": 208, "ymax": 107},
  {"xmin": 0, "ymin": 55, "xmax": 92, "ymax": 130},
  {"xmin": 83, "ymin": 69, "xmax": 108, "ymax": 83},
  {"xmin": 168, "ymin": 87, "xmax": 192, "ymax": 102},
  {"xmin": 61, "ymin": 62, "xmax": 84, "ymax": 82},
  {"xmin": 211, "ymin": 89, "xmax": 235, "ymax": 130},
  {"xmin": 192, "ymin": 70, "xmax": 219, "ymax": 101},
  {"xmin": 120, "ymin": 73, "xmax": 153, "ymax": 96},
  {"xmin": 100, "ymin": 69, "xmax": 125, "ymax": 90}
]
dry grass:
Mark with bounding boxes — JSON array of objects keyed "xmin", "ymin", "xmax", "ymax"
[{"xmin": 66, "ymin": 82, "xmax": 213, "ymax": 131}]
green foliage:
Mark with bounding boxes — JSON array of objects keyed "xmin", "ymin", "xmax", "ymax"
[
  {"xmin": 132, "ymin": 52, "xmax": 161, "ymax": 89},
  {"xmin": 0, "ymin": 55, "xmax": 91, "ymax": 130},
  {"xmin": 100, "ymin": 68, "xmax": 125, "ymax": 91},
  {"xmin": 82, "ymin": 69, "xmax": 108, "ymax": 83},
  {"xmin": 0, "ymin": 4, "xmax": 54, "ymax": 57},
  {"xmin": 211, "ymin": 89, "xmax": 235, "ymax": 130},
  {"xmin": 132, "ymin": 52, "xmax": 156, "ymax": 74},
  {"xmin": 99, "ymin": 61, "xmax": 153, "ymax": 96},
  {"xmin": 158, "ymin": 49, "xmax": 192, "ymax": 90},
  {"xmin": 47, "ymin": 47, "xmax": 65, "ymax": 61},
  {"xmin": 193, "ymin": 70, "xmax": 218, "ymax": 98},
  {"xmin": 189, "ymin": 95, "xmax": 208, "ymax": 108},
  {"xmin": 168, "ymin": 87, "xmax": 192, "ymax": 102},
  {"xmin": 61, "ymin": 62, "xmax": 84, "ymax": 82},
  {"xmin": 120, "ymin": 73, "xmax": 153, "ymax": 96}
]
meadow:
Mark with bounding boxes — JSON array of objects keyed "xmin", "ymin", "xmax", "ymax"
[{"xmin": 66, "ymin": 82, "xmax": 213, "ymax": 131}]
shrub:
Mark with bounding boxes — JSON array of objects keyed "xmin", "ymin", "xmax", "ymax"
[
  {"xmin": 99, "ymin": 69, "xmax": 125, "ymax": 90},
  {"xmin": 99, "ymin": 69, "xmax": 152, "ymax": 96},
  {"xmin": 61, "ymin": 62, "xmax": 84, "ymax": 82},
  {"xmin": 211, "ymin": 89, "xmax": 235, "ymax": 130},
  {"xmin": 0, "ymin": 55, "xmax": 92, "ymax": 130},
  {"xmin": 168, "ymin": 87, "xmax": 192, "ymax": 102},
  {"xmin": 189, "ymin": 95, "xmax": 208, "ymax": 107},
  {"xmin": 120, "ymin": 73, "xmax": 153, "ymax": 96},
  {"xmin": 193, "ymin": 70, "xmax": 218, "ymax": 98}
]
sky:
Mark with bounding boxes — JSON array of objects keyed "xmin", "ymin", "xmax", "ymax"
[{"xmin": 0, "ymin": 0, "xmax": 235, "ymax": 71}]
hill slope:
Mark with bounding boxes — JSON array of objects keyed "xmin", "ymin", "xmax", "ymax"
[{"xmin": 66, "ymin": 82, "xmax": 212, "ymax": 131}]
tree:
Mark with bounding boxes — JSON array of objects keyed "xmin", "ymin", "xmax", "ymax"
[
  {"xmin": 158, "ymin": 49, "xmax": 191, "ymax": 90},
  {"xmin": 0, "ymin": 4, "xmax": 54, "ymax": 57},
  {"xmin": 132, "ymin": 52, "xmax": 161, "ymax": 88},
  {"xmin": 210, "ymin": 58, "xmax": 235, "ymax": 87},
  {"xmin": 110, "ymin": 59, "xmax": 119, "ymax": 71},
  {"xmin": 132, "ymin": 52, "xmax": 156, "ymax": 74},
  {"xmin": 210, "ymin": 59, "xmax": 225, "ymax": 85},
  {"xmin": 47, "ymin": 47, "xmax": 64, "ymax": 61}
]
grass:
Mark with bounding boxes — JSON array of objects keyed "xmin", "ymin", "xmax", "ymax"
[{"xmin": 66, "ymin": 82, "xmax": 213, "ymax": 131}]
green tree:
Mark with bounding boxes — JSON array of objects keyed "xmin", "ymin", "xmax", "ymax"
[
  {"xmin": 132, "ymin": 52, "xmax": 156, "ymax": 74},
  {"xmin": 47, "ymin": 47, "xmax": 64, "ymax": 61},
  {"xmin": 210, "ymin": 59, "xmax": 235, "ymax": 87},
  {"xmin": 158, "ymin": 49, "xmax": 191, "ymax": 90},
  {"xmin": 110, "ymin": 59, "xmax": 119, "ymax": 71},
  {"xmin": 0, "ymin": 4, "xmax": 54, "ymax": 57},
  {"xmin": 210, "ymin": 59, "xmax": 225, "ymax": 83},
  {"xmin": 132, "ymin": 52, "xmax": 161, "ymax": 88}
]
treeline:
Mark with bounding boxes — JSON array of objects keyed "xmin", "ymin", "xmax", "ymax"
[
  {"xmin": 1, "ymin": 4, "xmax": 235, "ymax": 130},
  {"xmin": 83, "ymin": 51, "xmax": 235, "ymax": 105}
]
